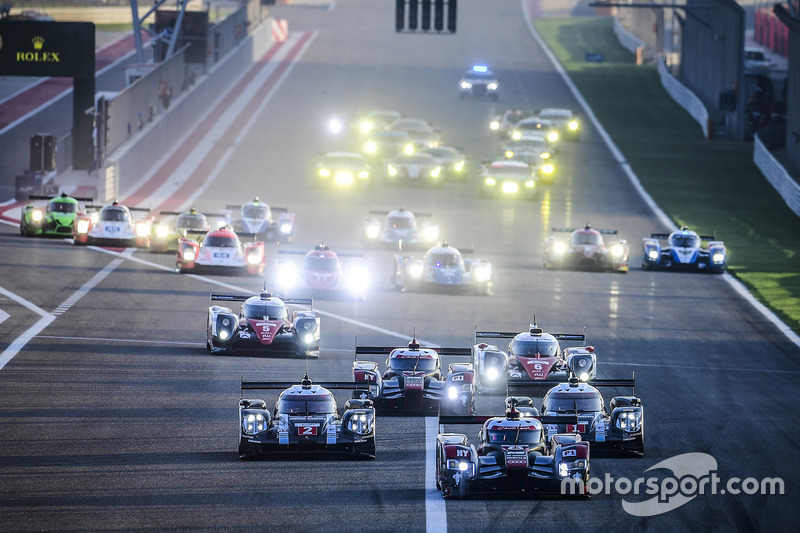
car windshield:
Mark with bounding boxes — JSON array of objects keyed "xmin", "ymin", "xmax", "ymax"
[
  {"xmin": 100, "ymin": 208, "xmax": 129, "ymax": 222},
  {"xmin": 49, "ymin": 201, "xmax": 77, "ymax": 213},
  {"xmin": 243, "ymin": 301, "xmax": 288, "ymax": 320},
  {"xmin": 391, "ymin": 119, "xmax": 430, "ymax": 131},
  {"xmin": 425, "ymin": 148, "xmax": 456, "ymax": 159},
  {"xmin": 389, "ymin": 356, "xmax": 438, "ymax": 372},
  {"xmin": 489, "ymin": 166, "xmax": 531, "ymax": 179},
  {"xmin": 465, "ymin": 71, "xmax": 494, "ymax": 81},
  {"xmin": 396, "ymin": 154, "xmax": 435, "ymax": 165},
  {"xmin": 176, "ymin": 213, "xmax": 208, "ymax": 231},
  {"xmin": 204, "ymin": 235, "xmax": 239, "ymax": 247},
  {"xmin": 539, "ymin": 109, "xmax": 571, "ymax": 120},
  {"xmin": 745, "ymin": 50, "xmax": 765, "ymax": 61},
  {"xmin": 671, "ymin": 234, "xmax": 699, "ymax": 248},
  {"xmin": 302, "ymin": 255, "xmax": 339, "ymax": 272},
  {"xmin": 279, "ymin": 396, "xmax": 336, "ymax": 415},
  {"xmin": 510, "ymin": 337, "xmax": 559, "ymax": 357},
  {"xmin": 571, "ymin": 232, "xmax": 603, "ymax": 245},
  {"xmin": 428, "ymin": 252, "xmax": 462, "ymax": 268},
  {"xmin": 324, "ymin": 154, "xmax": 363, "ymax": 167},
  {"xmin": 546, "ymin": 392, "xmax": 603, "ymax": 414},
  {"xmin": 242, "ymin": 204, "xmax": 269, "ymax": 219},
  {"xmin": 486, "ymin": 428, "xmax": 542, "ymax": 445},
  {"xmin": 387, "ymin": 215, "xmax": 414, "ymax": 229}
]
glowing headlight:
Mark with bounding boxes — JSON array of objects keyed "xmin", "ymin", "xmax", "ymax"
[
  {"xmin": 611, "ymin": 244, "xmax": 624, "ymax": 257},
  {"xmin": 422, "ymin": 226, "xmax": 439, "ymax": 242},
  {"xmin": 404, "ymin": 144, "xmax": 414, "ymax": 155},
  {"xmin": 559, "ymin": 463, "xmax": 569, "ymax": 478},
  {"xmin": 615, "ymin": 410, "xmax": 642, "ymax": 432},
  {"xmin": 408, "ymin": 263, "xmax": 424, "ymax": 279},
  {"xmin": 347, "ymin": 412, "xmax": 374, "ymax": 435},
  {"xmin": 246, "ymin": 252, "xmax": 262, "ymax": 265},
  {"xmin": 553, "ymin": 241, "xmax": 566, "ymax": 254},
  {"xmin": 76, "ymin": 219, "xmax": 90, "ymax": 234},
  {"xmin": 459, "ymin": 462, "xmax": 469, "ymax": 471},
  {"xmin": 90, "ymin": 213, "xmax": 100, "ymax": 224},
  {"xmin": 365, "ymin": 224, "xmax": 380, "ymax": 239},
  {"xmin": 505, "ymin": 150, "xmax": 514, "ymax": 159},
  {"xmin": 473, "ymin": 265, "xmax": 490, "ymax": 282},
  {"xmin": 448, "ymin": 386, "xmax": 459, "ymax": 400},
  {"xmin": 328, "ymin": 118, "xmax": 342, "ymax": 133},
  {"xmin": 359, "ymin": 120, "xmax": 373, "ymax": 134},
  {"xmin": 579, "ymin": 372, "xmax": 589, "ymax": 381},
  {"xmin": 524, "ymin": 180, "xmax": 535, "ymax": 189},
  {"xmin": 430, "ymin": 166, "xmax": 441, "ymax": 178},
  {"xmin": 155, "ymin": 225, "xmax": 169, "ymax": 238},
  {"xmin": 280, "ymin": 223, "xmax": 292, "ymax": 235},
  {"xmin": 490, "ymin": 121, "xmax": 500, "ymax": 131},
  {"xmin": 712, "ymin": 252, "xmax": 724, "ymax": 263},
  {"xmin": 547, "ymin": 131, "xmax": 559, "ymax": 143},
  {"xmin": 218, "ymin": 329, "xmax": 230, "ymax": 340},
  {"xmin": 335, "ymin": 172, "xmax": 354, "ymax": 186},
  {"xmin": 387, "ymin": 165, "xmax": 398, "ymax": 176},
  {"xmin": 364, "ymin": 141, "xmax": 377, "ymax": 154},
  {"xmin": 318, "ymin": 168, "xmax": 331, "ymax": 177},
  {"xmin": 540, "ymin": 152, "xmax": 551, "ymax": 159},
  {"xmin": 277, "ymin": 265, "xmax": 297, "ymax": 287},
  {"xmin": 511, "ymin": 131, "xmax": 521, "ymax": 140},
  {"xmin": 484, "ymin": 177, "xmax": 496, "ymax": 186},
  {"xmin": 502, "ymin": 182, "xmax": 519, "ymax": 194},
  {"xmin": 31, "ymin": 210, "xmax": 44, "ymax": 222},
  {"xmin": 454, "ymin": 160, "xmax": 465, "ymax": 172},
  {"xmin": 541, "ymin": 164, "xmax": 554, "ymax": 174},
  {"xmin": 487, "ymin": 82, "xmax": 498, "ymax": 91},
  {"xmin": 358, "ymin": 170, "xmax": 369, "ymax": 179},
  {"xmin": 648, "ymin": 249, "xmax": 659, "ymax": 260},
  {"xmin": 303, "ymin": 333, "xmax": 315, "ymax": 344},
  {"xmin": 182, "ymin": 249, "xmax": 196, "ymax": 262},
  {"xmin": 460, "ymin": 81, "xmax": 472, "ymax": 89},
  {"xmin": 136, "ymin": 222, "xmax": 150, "ymax": 238},
  {"xmin": 485, "ymin": 366, "xmax": 498, "ymax": 381},
  {"xmin": 568, "ymin": 120, "xmax": 579, "ymax": 131},
  {"xmin": 242, "ymin": 413, "xmax": 268, "ymax": 435}
]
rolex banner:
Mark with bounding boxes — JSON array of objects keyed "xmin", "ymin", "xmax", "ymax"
[{"xmin": 0, "ymin": 21, "xmax": 95, "ymax": 78}]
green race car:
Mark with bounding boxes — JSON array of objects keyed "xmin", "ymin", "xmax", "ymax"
[{"xmin": 20, "ymin": 193, "xmax": 94, "ymax": 238}]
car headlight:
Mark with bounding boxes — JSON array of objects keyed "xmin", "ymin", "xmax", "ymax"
[
  {"xmin": 502, "ymin": 182, "xmax": 518, "ymax": 194},
  {"xmin": 579, "ymin": 372, "xmax": 590, "ymax": 381},
  {"xmin": 280, "ymin": 223, "xmax": 292, "ymax": 235},
  {"xmin": 540, "ymin": 152, "xmax": 550, "ymax": 159},
  {"xmin": 611, "ymin": 244, "xmax": 624, "ymax": 257},
  {"xmin": 358, "ymin": 170, "xmax": 369, "ymax": 179},
  {"xmin": 511, "ymin": 131, "xmax": 521, "ymax": 140},
  {"xmin": 335, "ymin": 172, "xmax": 354, "ymax": 186},
  {"xmin": 485, "ymin": 366, "xmax": 499, "ymax": 381},
  {"xmin": 553, "ymin": 241, "xmax": 566, "ymax": 254},
  {"xmin": 547, "ymin": 131, "xmax": 559, "ymax": 143},
  {"xmin": 136, "ymin": 222, "xmax": 150, "ymax": 238},
  {"xmin": 472, "ymin": 265, "xmax": 490, "ymax": 282},
  {"xmin": 614, "ymin": 410, "xmax": 642, "ymax": 432},
  {"xmin": 430, "ymin": 166, "xmax": 441, "ymax": 178},
  {"xmin": 328, "ymin": 118, "xmax": 342, "ymax": 134},
  {"xmin": 90, "ymin": 213, "xmax": 100, "ymax": 224},
  {"xmin": 246, "ymin": 252, "xmax": 262, "ymax": 265},
  {"xmin": 155, "ymin": 225, "xmax": 169, "ymax": 238},
  {"xmin": 460, "ymin": 81, "xmax": 471, "ymax": 89},
  {"xmin": 31, "ymin": 210, "xmax": 44, "ymax": 222},
  {"xmin": 347, "ymin": 412, "xmax": 374, "ymax": 435},
  {"xmin": 559, "ymin": 462, "xmax": 569, "ymax": 478},
  {"xmin": 484, "ymin": 177, "xmax": 496, "ymax": 186},
  {"xmin": 568, "ymin": 120, "xmax": 579, "ymax": 131},
  {"xmin": 524, "ymin": 180, "xmax": 535, "ymax": 189},
  {"xmin": 490, "ymin": 121, "xmax": 500, "ymax": 131},
  {"xmin": 454, "ymin": 160, "xmax": 465, "ymax": 172},
  {"xmin": 76, "ymin": 219, "xmax": 90, "ymax": 234},
  {"xmin": 365, "ymin": 223, "xmax": 380, "ymax": 239},
  {"xmin": 648, "ymin": 249, "xmax": 659, "ymax": 260},
  {"xmin": 359, "ymin": 120, "xmax": 373, "ymax": 134},
  {"xmin": 277, "ymin": 265, "xmax": 297, "ymax": 287},
  {"xmin": 541, "ymin": 164, "xmax": 554, "ymax": 174},
  {"xmin": 422, "ymin": 226, "xmax": 439, "ymax": 242},
  {"xmin": 408, "ymin": 263, "xmax": 424, "ymax": 279},
  {"xmin": 387, "ymin": 165, "xmax": 397, "ymax": 176},
  {"xmin": 505, "ymin": 150, "xmax": 514, "ymax": 159},
  {"xmin": 242, "ymin": 413, "xmax": 268, "ymax": 435},
  {"xmin": 364, "ymin": 141, "xmax": 377, "ymax": 154},
  {"xmin": 712, "ymin": 252, "xmax": 725, "ymax": 263},
  {"xmin": 303, "ymin": 333, "xmax": 315, "ymax": 344},
  {"xmin": 182, "ymin": 249, "xmax": 196, "ymax": 262},
  {"xmin": 487, "ymin": 82, "xmax": 498, "ymax": 91},
  {"xmin": 318, "ymin": 168, "xmax": 331, "ymax": 177},
  {"xmin": 448, "ymin": 386, "xmax": 459, "ymax": 400},
  {"xmin": 404, "ymin": 144, "xmax": 414, "ymax": 155}
]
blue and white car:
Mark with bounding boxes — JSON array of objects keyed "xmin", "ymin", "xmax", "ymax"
[
  {"xmin": 363, "ymin": 207, "xmax": 439, "ymax": 247},
  {"xmin": 459, "ymin": 65, "xmax": 499, "ymax": 101},
  {"xmin": 391, "ymin": 242, "xmax": 493, "ymax": 296},
  {"xmin": 641, "ymin": 226, "xmax": 726, "ymax": 273},
  {"xmin": 225, "ymin": 197, "xmax": 294, "ymax": 243}
]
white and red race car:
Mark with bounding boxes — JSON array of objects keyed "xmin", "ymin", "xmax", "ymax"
[
  {"xmin": 177, "ymin": 226, "xmax": 265, "ymax": 276},
  {"xmin": 544, "ymin": 224, "xmax": 629, "ymax": 273},
  {"xmin": 72, "ymin": 201, "xmax": 152, "ymax": 248}
]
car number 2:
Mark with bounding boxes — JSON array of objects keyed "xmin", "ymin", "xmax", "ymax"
[{"xmin": 297, "ymin": 425, "xmax": 318, "ymax": 436}]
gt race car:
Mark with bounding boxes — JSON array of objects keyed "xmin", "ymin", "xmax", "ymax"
[
  {"xmin": 72, "ymin": 201, "xmax": 152, "ymax": 247},
  {"xmin": 207, "ymin": 292, "xmax": 320, "ymax": 357},
  {"xmin": 384, "ymin": 152, "xmax": 444, "ymax": 188},
  {"xmin": 541, "ymin": 376, "xmax": 643, "ymax": 456},
  {"xmin": 273, "ymin": 244, "xmax": 369, "ymax": 301},
  {"xmin": 20, "ymin": 193, "xmax": 94, "ymax": 238},
  {"xmin": 478, "ymin": 160, "xmax": 537, "ymax": 200},
  {"xmin": 459, "ymin": 65, "xmax": 499, "ymax": 100},
  {"xmin": 534, "ymin": 107, "xmax": 581, "ymax": 141},
  {"xmin": 392, "ymin": 242, "xmax": 493, "ymax": 296},
  {"xmin": 501, "ymin": 139, "xmax": 556, "ymax": 182},
  {"xmin": 435, "ymin": 399, "xmax": 587, "ymax": 498},
  {"xmin": 544, "ymin": 224, "xmax": 629, "ymax": 272},
  {"xmin": 471, "ymin": 325, "xmax": 596, "ymax": 394},
  {"xmin": 642, "ymin": 225, "xmax": 726, "ymax": 273},
  {"xmin": 225, "ymin": 198, "xmax": 294, "ymax": 243},
  {"xmin": 352, "ymin": 339, "xmax": 474, "ymax": 415},
  {"xmin": 420, "ymin": 146, "xmax": 468, "ymax": 181},
  {"xmin": 239, "ymin": 374, "xmax": 375, "ymax": 459},
  {"xmin": 313, "ymin": 152, "xmax": 373, "ymax": 189},
  {"xmin": 362, "ymin": 207, "xmax": 439, "ymax": 248},
  {"xmin": 177, "ymin": 226, "xmax": 265, "ymax": 276},
  {"xmin": 148, "ymin": 208, "xmax": 218, "ymax": 253}
]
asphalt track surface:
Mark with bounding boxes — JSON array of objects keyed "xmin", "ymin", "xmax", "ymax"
[{"xmin": 0, "ymin": 1, "xmax": 797, "ymax": 531}]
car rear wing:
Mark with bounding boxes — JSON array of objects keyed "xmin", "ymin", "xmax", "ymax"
[
  {"xmin": 27, "ymin": 194, "xmax": 95, "ymax": 204},
  {"xmin": 368, "ymin": 208, "xmax": 432, "ymax": 217},
  {"xmin": 226, "ymin": 204, "xmax": 288, "ymax": 214},
  {"xmin": 507, "ymin": 375, "xmax": 636, "ymax": 396},
  {"xmin": 241, "ymin": 379, "xmax": 371, "ymax": 394},
  {"xmin": 551, "ymin": 227, "xmax": 617, "ymax": 234},
  {"xmin": 210, "ymin": 293, "xmax": 313, "ymax": 307},
  {"xmin": 355, "ymin": 346, "xmax": 471, "ymax": 357},
  {"xmin": 475, "ymin": 330, "xmax": 585, "ymax": 342},
  {"xmin": 651, "ymin": 232, "xmax": 716, "ymax": 241},
  {"xmin": 156, "ymin": 210, "xmax": 222, "ymax": 218},
  {"xmin": 439, "ymin": 414, "xmax": 579, "ymax": 426}
]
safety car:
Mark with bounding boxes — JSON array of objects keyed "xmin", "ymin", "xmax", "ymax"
[
  {"xmin": 478, "ymin": 160, "xmax": 537, "ymax": 199},
  {"xmin": 313, "ymin": 152, "xmax": 373, "ymax": 189},
  {"xmin": 239, "ymin": 373, "xmax": 375, "ymax": 459},
  {"xmin": 148, "ymin": 208, "xmax": 216, "ymax": 253},
  {"xmin": 72, "ymin": 200, "xmax": 152, "ymax": 247},
  {"xmin": 352, "ymin": 338, "xmax": 474, "ymax": 415},
  {"xmin": 225, "ymin": 197, "xmax": 294, "ymax": 243},
  {"xmin": 641, "ymin": 225, "xmax": 726, "ymax": 273},
  {"xmin": 544, "ymin": 224, "xmax": 629, "ymax": 272},
  {"xmin": 20, "ymin": 193, "xmax": 94, "ymax": 238},
  {"xmin": 207, "ymin": 291, "xmax": 320, "ymax": 357},
  {"xmin": 459, "ymin": 65, "xmax": 499, "ymax": 100},
  {"xmin": 362, "ymin": 207, "xmax": 439, "ymax": 247},
  {"xmin": 420, "ymin": 146, "xmax": 468, "ymax": 181},
  {"xmin": 384, "ymin": 152, "xmax": 444, "ymax": 187},
  {"xmin": 471, "ymin": 325, "xmax": 596, "ymax": 394},
  {"xmin": 435, "ymin": 398, "xmax": 588, "ymax": 498},
  {"xmin": 177, "ymin": 226, "xmax": 265, "ymax": 276},
  {"xmin": 534, "ymin": 108, "xmax": 581, "ymax": 141},
  {"xmin": 541, "ymin": 376, "xmax": 643, "ymax": 456},
  {"xmin": 273, "ymin": 244, "xmax": 369, "ymax": 301},
  {"xmin": 392, "ymin": 242, "xmax": 492, "ymax": 295}
]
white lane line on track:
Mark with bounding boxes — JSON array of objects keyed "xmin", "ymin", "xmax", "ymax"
[
  {"xmin": 0, "ymin": 286, "xmax": 54, "ymax": 371},
  {"xmin": 605, "ymin": 360, "xmax": 800, "ymax": 375},
  {"xmin": 0, "ymin": 308, "xmax": 9, "ymax": 324},
  {"xmin": 52, "ymin": 255, "xmax": 127, "ymax": 315},
  {"xmin": 426, "ymin": 416, "xmax": 447, "ymax": 533}
]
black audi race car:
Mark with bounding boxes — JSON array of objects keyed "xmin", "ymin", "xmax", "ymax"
[
  {"xmin": 352, "ymin": 338, "xmax": 474, "ymax": 415},
  {"xmin": 239, "ymin": 374, "xmax": 375, "ymax": 459},
  {"xmin": 435, "ymin": 398, "xmax": 588, "ymax": 498}
]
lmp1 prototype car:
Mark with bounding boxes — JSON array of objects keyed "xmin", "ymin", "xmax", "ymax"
[
  {"xmin": 148, "ymin": 208, "xmax": 216, "ymax": 253},
  {"xmin": 20, "ymin": 193, "xmax": 94, "ymax": 238},
  {"xmin": 72, "ymin": 201, "xmax": 152, "ymax": 247},
  {"xmin": 362, "ymin": 207, "xmax": 439, "ymax": 248},
  {"xmin": 207, "ymin": 292, "xmax": 320, "ymax": 357},
  {"xmin": 239, "ymin": 374, "xmax": 375, "ymax": 459},
  {"xmin": 459, "ymin": 65, "xmax": 499, "ymax": 100},
  {"xmin": 177, "ymin": 226, "xmax": 265, "ymax": 275},
  {"xmin": 544, "ymin": 224, "xmax": 629, "ymax": 273},
  {"xmin": 471, "ymin": 325, "xmax": 596, "ymax": 394},
  {"xmin": 225, "ymin": 198, "xmax": 294, "ymax": 243},
  {"xmin": 641, "ymin": 225, "xmax": 726, "ymax": 273},
  {"xmin": 541, "ymin": 376, "xmax": 643, "ymax": 456},
  {"xmin": 273, "ymin": 244, "xmax": 369, "ymax": 301},
  {"xmin": 435, "ymin": 399, "xmax": 587, "ymax": 498},
  {"xmin": 352, "ymin": 339, "xmax": 474, "ymax": 415},
  {"xmin": 392, "ymin": 242, "xmax": 493, "ymax": 296}
]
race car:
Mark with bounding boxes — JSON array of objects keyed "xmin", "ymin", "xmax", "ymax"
[
  {"xmin": 478, "ymin": 160, "xmax": 537, "ymax": 199},
  {"xmin": 533, "ymin": 107, "xmax": 581, "ymax": 141},
  {"xmin": 225, "ymin": 198, "xmax": 294, "ymax": 243},
  {"xmin": 420, "ymin": 146, "xmax": 468, "ymax": 181},
  {"xmin": 362, "ymin": 207, "xmax": 439, "ymax": 247},
  {"xmin": 361, "ymin": 130, "xmax": 413, "ymax": 162},
  {"xmin": 177, "ymin": 226, "xmax": 265, "ymax": 276},
  {"xmin": 207, "ymin": 291, "xmax": 320, "ymax": 357},
  {"xmin": 544, "ymin": 224, "xmax": 629, "ymax": 272},
  {"xmin": 459, "ymin": 65, "xmax": 499, "ymax": 100},
  {"xmin": 20, "ymin": 193, "xmax": 94, "ymax": 238},
  {"xmin": 148, "ymin": 208, "xmax": 217, "ymax": 253},
  {"xmin": 352, "ymin": 338, "xmax": 474, "ymax": 415},
  {"xmin": 510, "ymin": 117, "xmax": 560, "ymax": 144},
  {"xmin": 435, "ymin": 398, "xmax": 588, "ymax": 498},
  {"xmin": 239, "ymin": 373, "xmax": 375, "ymax": 459},
  {"xmin": 384, "ymin": 152, "xmax": 444, "ymax": 188},
  {"xmin": 387, "ymin": 117, "xmax": 441, "ymax": 148},
  {"xmin": 489, "ymin": 108, "xmax": 528, "ymax": 137},
  {"xmin": 273, "ymin": 244, "xmax": 369, "ymax": 301},
  {"xmin": 541, "ymin": 376, "xmax": 643, "ymax": 456},
  {"xmin": 313, "ymin": 152, "xmax": 373, "ymax": 189},
  {"xmin": 72, "ymin": 200, "xmax": 152, "ymax": 247},
  {"xmin": 471, "ymin": 325, "xmax": 596, "ymax": 394},
  {"xmin": 392, "ymin": 242, "xmax": 493, "ymax": 296},
  {"xmin": 501, "ymin": 139, "xmax": 556, "ymax": 182},
  {"xmin": 641, "ymin": 225, "xmax": 726, "ymax": 273},
  {"xmin": 327, "ymin": 109, "xmax": 403, "ymax": 138}
]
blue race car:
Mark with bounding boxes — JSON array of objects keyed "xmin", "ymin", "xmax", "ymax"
[{"xmin": 641, "ymin": 226, "xmax": 726, "ymax": 273}]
